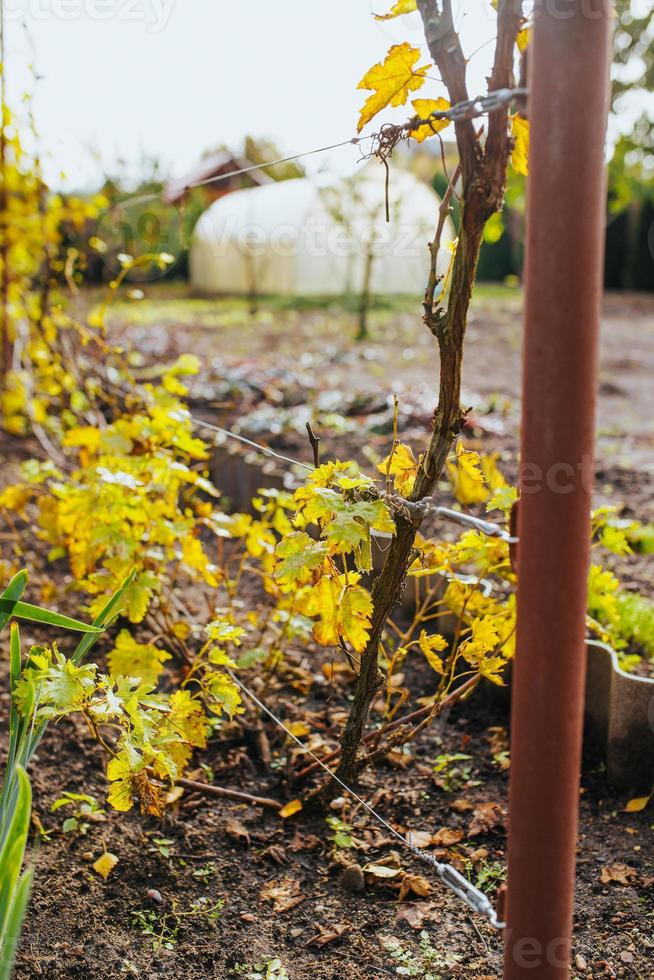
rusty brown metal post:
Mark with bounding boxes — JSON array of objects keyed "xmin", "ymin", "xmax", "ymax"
[{"xmin": 503, "ymin": 1, "xmax": 612, "ymax": 977}]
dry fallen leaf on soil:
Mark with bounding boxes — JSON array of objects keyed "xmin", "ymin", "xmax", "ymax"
[
  {"xmin": 398, "ymin": 873, "xmax": 432, "ymax": 901},
  {"xmin": 92, "ymin": 851, "xmax": 119, "ymax": 880},
  {"xmin": 405, "ymin": 830, "xmax": 432, "ymax": 849},
  {"xmin": 279, "ymin": 798, "xmax": 303, "ymax": 819},
  {"xmin": 624, "ymin": 795, "xmax": 651, "ymax": 813},
  {"xmin": 262, "ymin": 844, "xmax": 288, "ymax": 865},
  {"xmin": 363, "ymin": 863, "xmax": 403, "ymax": 879},
  {"xmin": 450, "ymin": 798, "xmax": 474, "ymax": 812},
  {"xmin": 396, "ymin": 902, "xmax": 441, "ymax": 930},
  {"xmin": 431, "ymin": 827, "xmax": 465, "ymax": 847},
  {"xmin": 599, "ymin": 863, "xmax": 638, "ymax": 886},
  {"xmin": 290, "ymin": 831, "xmax": 321, "ymax": 852},
  {"xmin": 468, "ymin": 802, "xmax": 506, "ymax": 836},
  {"xmin": 164, "ymin": 785, "xmax": 184, "ymax": 806},
  {"xmin": 225, "ymin": 818, "xmax": 251, "ymax": 845},
  {"xmin": 306, "ymin": 923, "xmax": 349, "ymax": 948},
  {"xmin": 260, "ymin": 877, "xmax": 306, "ymax": 913},
  {"xmin": 467, "ymin": 847, "xmax": 490, "ymax": 865},
  {"xmin": 341, "ymin": 864, "xmax": 366, "ymax": 893}
]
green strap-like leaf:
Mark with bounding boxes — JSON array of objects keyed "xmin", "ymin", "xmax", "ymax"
[
  {"xmin": 0, "ymin": 573, "xmax": 28, "ymax": 633},
  {"xmin": 0, "ymin": 868, "xmax": 32, "ymax": 980},
  {"xmin": 6, "ymin": 626, "xmax": 22, "ymax": 779},
  {"xmin": 0, "ymin": 599, "xmax": 101, "ymax": 634},
  {"xmin": 0, "ymin": 767, "xmax": 31, "ymax": 945},
  {"xmin": 72, "ymin": 568, "xmax": 137, "ymax": 664}
]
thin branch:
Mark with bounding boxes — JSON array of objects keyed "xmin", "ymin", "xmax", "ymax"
[
  {"xmin": 305, "ymin": 422, "xmax": 321, "ymax": 468},
  {"xmin": 177, "ymin": 776, "xmax": 282, "ymax": 812},
  {"xmin": 486, "ymin": 0, "xmax": 524, "ymax": 174},
  {"xmin": 297, "ymin": 673, "xmax": 480, "ymax": 781}
]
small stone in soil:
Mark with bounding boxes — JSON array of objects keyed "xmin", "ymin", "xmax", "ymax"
[
  {"xmin": 341, "ymin": 864, "xmax": 365, "ymax": 893},
  {"xmin": 146, "ymin": 889, "xmax": 163, "ymax": 904}
]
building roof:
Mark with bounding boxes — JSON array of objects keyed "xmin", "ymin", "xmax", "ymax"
[{"xmin": 164, "ymin": 150, "xmax": 272, "ymax": 204}]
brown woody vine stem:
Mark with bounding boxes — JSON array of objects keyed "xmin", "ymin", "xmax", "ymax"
[{"xmin": 331, "ymin": 0, "xmax": 522, "ymax": 791}]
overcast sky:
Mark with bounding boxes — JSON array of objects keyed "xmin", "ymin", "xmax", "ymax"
[
  {"xmin": 2, "ymin": 1, "xmax": 647, "ymax": 191},
  {"xmin": 4, "ymin": 0, "xmax": 503, "ymax": 189}
]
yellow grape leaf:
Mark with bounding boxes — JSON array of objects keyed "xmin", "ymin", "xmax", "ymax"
[
  {"xmin": 511, "ymin": 114, "xmax": 530, "ymax": 176},
  {"xmin": 447, "ymin": 442, "xmax": 488, "ymax": 506},
  {"xmin": 122, "ymin": 572, "xmax": 159, "ymax": 625},
  {"xmin": 106, "ymin": 752, "xmax": 135, "ymax": 812},
  {"xmin": 409, "ymin": 97, "xmax": 451, "ymax": 143},
  {"xmin": 107, "ymin": 629, "xmax": 171, "ymax": 685},
  {"xmin": 274, "ymin": 531, "xmax": 328, "ymax": 585},
  {"xmin": 458, "ymin": 617, "xmax": 507, "ymax": 685},
  {"xmin": 374, "ymin": 0, "xmax": 417, "ymax": 20},
  {"xmin": 516, "ymin": 27, "xmax": 531, "ymax": 53},
  {"xmin": 625, "ymin": 795, "xmax": 651, "ymax": 813},
  {"xmin": 208, "ymin": 671, "xmax": 243, "ymax": 718},
  {"xmin": 182, "ymin": 536, "xmax": 221, "ymax": 588},
  {"xmin": 62, "ymin": 426, "xmax": 102, "ymax": 453},
  {"xmin": 288, "ymin": 721, "xmax": 311, "ymax": 737},
  {"xmin": 167, "ymin": 689, "xmax": 209, "ymax": 748},
  {"xmin": 418, "ymin": 629, "xmax": 448, "ymax": 674},
  {"xmin": 0, "ymin": 484, "xmax": 32, "ymax": 515},
  {"xmin": 93, "ymin": 851, "xmax": 119, "ymax": 880},
  {"xmin": 165, "ymin": 785, "xmax": 185, "ymax": 805},
  {"xmin": 279, "ymin": 798, "xmax": 303, "ymax": 819},
  {"xmin": 299, "ymin": 574, "xmax": 373, "ymax": 653},
  {"xmin": 357, "ymin": 42, "xmax": 431, "ymax": 132},
  {"xmin": 339, "ymin": 583, "xmax": 374, "ymax": 653},
  {"xmin": 455, "ymin": 441, "xmax": 484, "ymax": 481},
  {"xmin": 378, "ymin": 442, "xmax": 419, "ymax": 495}
]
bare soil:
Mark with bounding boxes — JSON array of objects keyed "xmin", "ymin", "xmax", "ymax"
[{"xmin": 2, "ymin": 287, "xmax": 653, "ymax": 979}]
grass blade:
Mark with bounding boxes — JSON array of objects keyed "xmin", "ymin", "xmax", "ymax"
[
  {"xmin": 0, "ymin": 868, "xmax": 32, "ymax": 980},
  {"xmin": 0, "ymin": 599, "xmax": 101, "ymax": 633},
  {"xmin": 6, "ymin": 625, "xmax": 22, "ymax": 778},
  {"xmin": 0, "ymin": 573, "xmax": 28, "ymax": 633},
  {"xmin": 72, "ymin": 568, "xmax": 136, "ymax": 664}
]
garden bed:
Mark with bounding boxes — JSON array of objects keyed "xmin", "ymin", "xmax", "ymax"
[
  {"xmin": 6, "ymin": 630, "xmax": 654, "ymax": 979},
  {"xmin": 2, "ymin": 289, "xmax": 653, "ymax": 978}
]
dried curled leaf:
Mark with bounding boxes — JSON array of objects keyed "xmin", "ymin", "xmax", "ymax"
[
  {"xmin": 260, "ymin": 877, "xmax": 305, "ymax": 913},
  {"xmin": 600, "ymin": 863, "xmax": 638, "ymax": 886},
  {"xmin": 357, "ymin": 43, "xmax": 431, "ymax": 132}
]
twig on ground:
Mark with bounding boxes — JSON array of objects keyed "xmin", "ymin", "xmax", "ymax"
[{"xmin": 177, "ymin": 776, "xmax": 282, "ymax": 811}]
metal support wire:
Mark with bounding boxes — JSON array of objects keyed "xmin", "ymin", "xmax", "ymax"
[
  {"xmin": 198, "ymin": 414, "xmax": 517, "ymax": 543},
  {"xmin": 108, "ymin": 87, "xmax": 529, "ymax": 211},
  {"xmin": 227, "ymin": 669, "xmax": 505, "ymax": 930}
]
